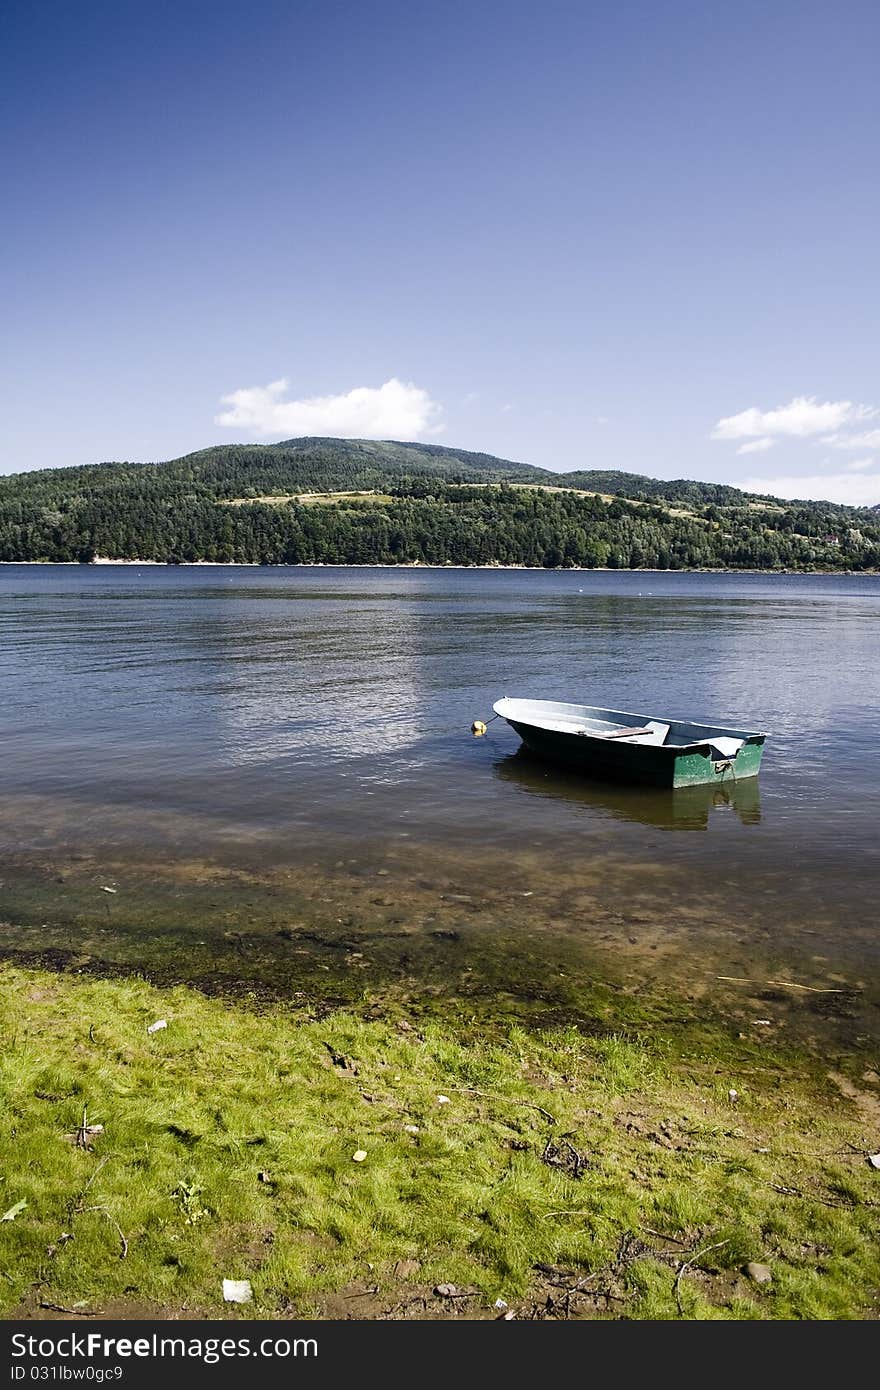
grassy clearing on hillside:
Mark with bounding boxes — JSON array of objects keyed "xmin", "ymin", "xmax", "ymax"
[
  {"xmin": 221, "ymin": 492, "xmax": 396, "ymax": 507},
  {"xmin": 220, "ymin": 483, "xmax": 698, "ymax": 519},
  {"xmin": 1, "ymin": 966, "xmax": 877, "ymax": 1320}
]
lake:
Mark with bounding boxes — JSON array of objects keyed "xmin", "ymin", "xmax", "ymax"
[{"xmin": 1, "ymin": 565, "xmax": 878, "ymax": 1047}]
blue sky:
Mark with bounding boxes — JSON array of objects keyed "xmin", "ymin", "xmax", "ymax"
[{"xmin": 2, "ymin": 0, "xmax": 878, "ymax": 502}]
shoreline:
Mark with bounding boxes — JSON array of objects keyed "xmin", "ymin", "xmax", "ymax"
[{"xmin": 1, "ymin": 560, "xmax": 877, "ymax": 576}]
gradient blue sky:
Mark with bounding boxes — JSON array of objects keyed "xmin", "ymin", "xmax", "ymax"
[{"xmin": 2, "ymin": 1, "xmax": 878, "ymax": 502}]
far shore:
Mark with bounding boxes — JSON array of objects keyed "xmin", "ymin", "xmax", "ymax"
[{"xmin": 1, "ymin": 559, "xmax": 877, "ymax": 576}]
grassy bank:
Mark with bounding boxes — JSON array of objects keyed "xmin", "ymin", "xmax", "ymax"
[{"xmin": 1, "ymin": 964, "xmax": 878, "ymax": 1320}]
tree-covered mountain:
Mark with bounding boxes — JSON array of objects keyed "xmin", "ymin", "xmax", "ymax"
[{"xmin": 0, "ymin": 437, "xmax": 877, "ymax": 569}]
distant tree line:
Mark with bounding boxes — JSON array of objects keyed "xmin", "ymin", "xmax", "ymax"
[{"xmin": 0, "ymin": 443, "xmax": 877, "ymax": 570}]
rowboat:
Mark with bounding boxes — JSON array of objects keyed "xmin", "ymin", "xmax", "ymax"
[{"xmin": 492, "ymin": 698, "xmax": 766, "ymax": 788}]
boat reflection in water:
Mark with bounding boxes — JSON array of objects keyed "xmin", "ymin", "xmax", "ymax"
[{"xmin": 493, "ymin": 749, "xmax": 761, "ymax": 830}]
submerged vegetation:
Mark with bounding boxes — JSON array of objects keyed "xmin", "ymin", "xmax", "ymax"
[
  {"xmin": 1, "ymin": 438, "xmax": 878, "ymax": 569},
  {"xmin": 1, "ymin": 964, "xmax": 878, "ymax": 1320}
]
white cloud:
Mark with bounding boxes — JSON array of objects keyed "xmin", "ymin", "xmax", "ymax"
[
  {"xmin": 215, "ymin": 377, "xmax": 444, "ymax": 439},
  {"xmin": 847, "ymin": 457, "xmax": 875, "ymax": 472},
  {"xmin": 822, "ymin": 428, "xmax": 880, "ymax": 451},
  {"xmin": 713, "ymin": 396, "xmax": 875, "ymax": 442},
  {"xmin": 744, "ymin": 473, "xmax": 880, "ymax": 506},
  {"xmin": 736, "ymin": 437, "xmax": 774, "ymax": 454}
]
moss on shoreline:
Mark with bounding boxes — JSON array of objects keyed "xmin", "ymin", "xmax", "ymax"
[{"xmin": 1, "ymin": 964, "xmax": 878, "ymax": 1320}]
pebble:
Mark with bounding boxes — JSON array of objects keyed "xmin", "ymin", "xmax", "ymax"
[
  {"xmin": 868, "ymin": 1153, "xmax": 880, "ymax": 1170},
  {"xmin": 745, "ymin": 1262, "xmax": 772, "ymax": 1284},
  {"xmin": 352, "ymin": 1150, "xmax": 367, "ymax": 1163},
  {"xmin": 404, "ymin": 1124, "xmax": 419, "ymax": 1134},
  {"xmin": 437, "ymin": 1095, "xmax": 451, "ymax": 1105}
]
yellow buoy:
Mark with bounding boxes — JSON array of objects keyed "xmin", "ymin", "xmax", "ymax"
[{"xmin": 472, "ymin": 720, "xmax": 487, "ymax": 736}]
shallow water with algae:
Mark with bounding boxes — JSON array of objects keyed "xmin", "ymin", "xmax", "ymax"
[{"xmin": 1, "ymin": 566, "xmax": 878, "ymax": 1050}]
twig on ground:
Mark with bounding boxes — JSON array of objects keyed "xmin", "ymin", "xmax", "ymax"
[
  {"xmin": 641, "ymin": 1227, "xmax": 689, "ymax": 1246},
  {"xmin": 79, "ymin": 1205, "xmax": 128, "ymax": 1259},
  {"xmin": 79, "ymin": 1154, "xmax": 111, "ymax": 1197},
  {"xmin": 39, "ymin": 1301, "xmax": 98, "ymax": 1317},
  {"xmin": 715, "ymin": 976, "xmax": 851, "ymax": 993},
  {"xmin": 674, "ymin": 1239, "xmax": 730, "ymax": 1317},
  {"xmin": 451, "ymin": 1086, "xmax": 556, "ymax": 1124},
  {"xmin": 541, "ymin": 1134, "xmax": 590, "ymax": 1177},
  {"xmin": 65, "ymin": 1158, "xmax": 128, "ymax": 1259},
  {"xmin": 765, "ymin": 1180, "xmax": 877, "ymax": 1210}
]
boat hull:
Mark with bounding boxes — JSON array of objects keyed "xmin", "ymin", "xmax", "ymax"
[{"xmin": 496, "ymin": 700, "xmax": 766, "ymax": 788}]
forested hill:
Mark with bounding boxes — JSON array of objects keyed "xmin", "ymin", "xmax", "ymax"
[{"xmin": 1, "ymin": 437, "xmax": 878, "ymax": 570}]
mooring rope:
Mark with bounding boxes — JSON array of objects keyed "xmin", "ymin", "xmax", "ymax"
[{"xmin": 471, "ymin": 712, "xmax": 502, "ymax": 737}]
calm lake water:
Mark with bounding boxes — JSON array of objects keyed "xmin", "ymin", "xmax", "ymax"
[{"xmin": 1, "ymin": 565, "xmax": 878, "ymax": 1046}]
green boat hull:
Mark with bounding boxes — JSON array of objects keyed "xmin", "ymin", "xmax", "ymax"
[{"xmin": 505, "ymin": 718, "xmax": 765, "ymax": 789}]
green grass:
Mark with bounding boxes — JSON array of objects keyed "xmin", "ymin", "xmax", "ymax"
[{"xmin": 1, "ymin": 967, "xmax": 878, "ymax": 1320}]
